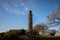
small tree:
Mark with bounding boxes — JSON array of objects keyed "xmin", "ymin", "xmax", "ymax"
[
  {"xmin": 49, "ymin": 30, "xmax": 56, "ymax": 36},
  {"xmin": 33, "ymin": 23, "xmax": 48, "ymax": 35},
  {"xmin": 19, "ymin": 29, "xmax": 26, "ymax": 35}
]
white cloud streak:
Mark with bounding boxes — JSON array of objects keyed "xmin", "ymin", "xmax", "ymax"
[
  {"xmin": 20, "ymin": 2, "xmax": 29, "ymax": 14},
  {"xmin": 0, "ymin": 0, "xmax": 29, "ymax": 15}
]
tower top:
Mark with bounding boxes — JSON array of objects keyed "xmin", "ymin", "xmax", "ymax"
[
  {"xmin": 29, "ymin": 10, "xmax": 32, "ymax": 12},
  {"xmin": 29, "ymin": 10, "xmax": 32, "ymax": 16}
]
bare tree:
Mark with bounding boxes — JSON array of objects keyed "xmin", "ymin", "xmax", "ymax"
[
  {"xmin": 49, "ymin": 30, "xmax": 56, "ymax": 36},
  {"xmin": 47, "ymin": 6, "xmax": 60, "ymax": 27},
  {"xmin": 33, "ymin": 23, "xmax": 48, "ymax": 35}
]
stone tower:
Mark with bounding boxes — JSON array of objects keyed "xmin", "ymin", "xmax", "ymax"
[{"xmin": 28, "ymin": 10, "xmax": 33, "ymax": 34}]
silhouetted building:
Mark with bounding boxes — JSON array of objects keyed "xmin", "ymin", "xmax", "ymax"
[{"xmin": 28, "ymin": 10, "xmax": 33, "ymax": 34}]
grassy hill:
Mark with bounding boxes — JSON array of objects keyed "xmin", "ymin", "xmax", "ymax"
[{"xmin": 0, "ymin": 29, "xmax": 60, "ymax": 40}]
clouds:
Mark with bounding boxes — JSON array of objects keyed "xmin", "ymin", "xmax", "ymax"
[
  {"xmin": 20, "ymin": 2, "xmax": 29, "ymax": 15},
  {"xmin": 0, "ymin": 0, "xmax": 37, "ymax": 16},
  {"xmin": 20, "ymin": 2, "xmax": 28, "ymax": 10},
  {"xmin": 0, "ymin": 0, "xmax": 29, "ymax": 15}
]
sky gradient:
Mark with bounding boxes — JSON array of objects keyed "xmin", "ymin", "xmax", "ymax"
[{"xmin": 0, "ymin": 0, "xmax": 60, "ymax": 32}]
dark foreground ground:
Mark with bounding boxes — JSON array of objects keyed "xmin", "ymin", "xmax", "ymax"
[
  {"xmin": 0, "ymin": 35, "xmax": 60, "ymax": 40},
  {"xmin": 0, "ymin": 30, "xmax": 60, "ymax": 40}
]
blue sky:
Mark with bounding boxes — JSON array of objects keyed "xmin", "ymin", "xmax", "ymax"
[{"xmin": 0, "ymin": 0, "xmax": 60, "ymax": 32}]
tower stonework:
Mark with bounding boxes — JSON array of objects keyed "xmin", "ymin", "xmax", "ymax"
[{"xmin": 28, "ymin": 10, "xmax": 33, "ymax": 34}]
